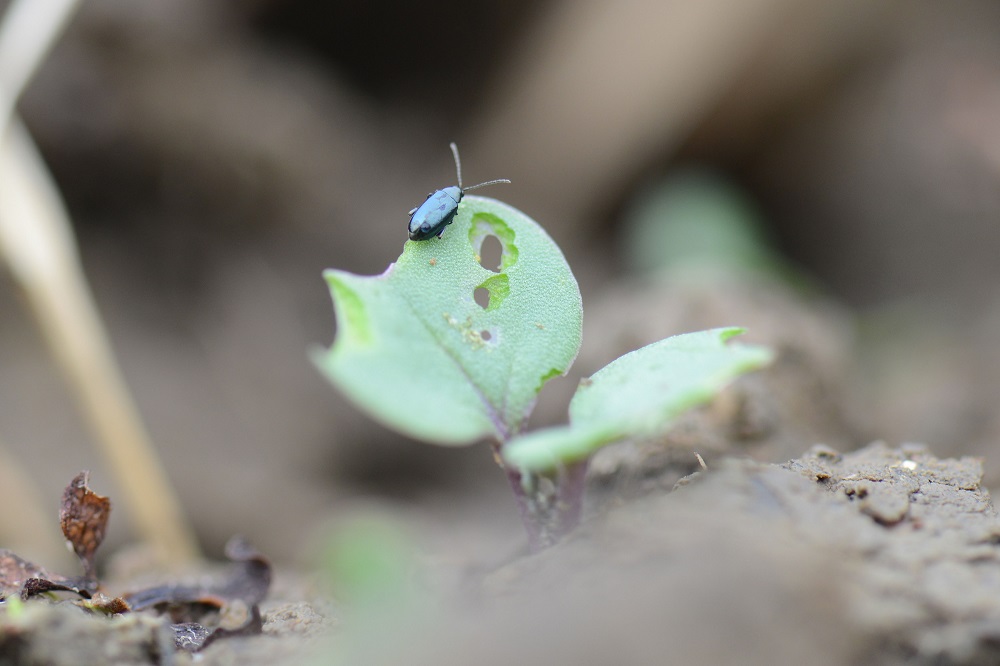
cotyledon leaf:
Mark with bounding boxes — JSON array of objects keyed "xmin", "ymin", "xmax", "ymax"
[
  {"xmin": 504, "ymin": 328, "xmax": 773, "ymax": 471},
  {"xmin": 313, "ymin": 195, "xmax": 583, "ymax": 445}
]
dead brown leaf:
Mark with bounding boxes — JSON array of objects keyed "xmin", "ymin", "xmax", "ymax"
[{"xmin": 59, "ymin": 470, "xmax": 110, "ymax": 580}]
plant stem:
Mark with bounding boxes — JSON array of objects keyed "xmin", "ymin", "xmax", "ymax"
[{"xmin": 496, "ymin": 444, "xmax": 587, "ymax": 552}]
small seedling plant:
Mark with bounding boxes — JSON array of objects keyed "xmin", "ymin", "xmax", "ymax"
[{"xmin": 314, "ymin": 174, "xmax": 772, "ymax": 551}]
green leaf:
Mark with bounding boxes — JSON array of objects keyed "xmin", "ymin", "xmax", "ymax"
[
  {"xmin": 313, "ymin": 195, "xmax": 583, "ymax": 445},
  {"xmin": 503, "ymin": 328, "xmax": 773, "ymax": 471},
  {"xmin": 322, "ymin": 515, "xmax": 414, "ymax": 608},
  {"xmin": 623, "ymin": 170, "xmax": 814, "ymax": 289},
  {"xmin": 624, "ymin": 170, "xmax": 778, "ymax": 277}
]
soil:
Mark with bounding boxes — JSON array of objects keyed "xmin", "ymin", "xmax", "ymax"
[{"xmin": 5, "ymin": 440, "xmax": 1000, "ymax": 665}]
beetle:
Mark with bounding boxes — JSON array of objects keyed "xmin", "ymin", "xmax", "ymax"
[{"xmin": 407, "ymin": 143, "xmax": 510, "ymax": 241}]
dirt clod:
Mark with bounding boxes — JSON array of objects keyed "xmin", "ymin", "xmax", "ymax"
[{"xmin": 386, "ymin": 442, "xmax": 1000, "ymax": 665}]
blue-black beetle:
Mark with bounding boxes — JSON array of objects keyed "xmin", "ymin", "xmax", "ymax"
[{"xmin": 407, "ymin": 143, "xmax": 510, "ymax": 241}]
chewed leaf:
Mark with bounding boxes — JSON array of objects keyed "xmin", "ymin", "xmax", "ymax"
[
  {"xmin": 504, "ymin": 328, "xmax": 773, "ymax": 471},
  {"xmin": 314, "ymin": 196, "xmax": 583, "ymax": 444}
]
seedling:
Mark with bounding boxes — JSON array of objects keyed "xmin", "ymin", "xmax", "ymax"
[{"xmin": 314, "ymin": 191, "xmax": 772, "ymax": 550}]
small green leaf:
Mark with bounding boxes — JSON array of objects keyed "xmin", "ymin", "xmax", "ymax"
[
  {"xmin": 623, "ymin": 170, "xmax": 813, "ymax": 288},
  {"xmin": 322, "ymin": 516, "xmax": 414, "ymax": 608},
  {"xmin": 313, "ymin": 196, "xmax": 583, "ymax": 445},
  {"xmin": 504, "ymin": 328, "xmax": 773, "ymax": 471},
  {"xmin": 495, "ymin": 424, "xmax": 619, "ymax": 473},
  {"xmin": 624, "ymin": 170, "xmax": 778, "ymax": 277}
]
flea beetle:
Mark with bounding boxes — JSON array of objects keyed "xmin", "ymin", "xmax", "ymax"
[{"xmin": 407, "ymin": 143, "xmax": 510, "ymax": 241}]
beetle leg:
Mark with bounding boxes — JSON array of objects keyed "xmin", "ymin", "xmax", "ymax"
[{"xmin": 407, "ymin": 207, "xmax": 417, "ymax": 216}]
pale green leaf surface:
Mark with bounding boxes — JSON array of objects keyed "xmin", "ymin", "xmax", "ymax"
[
  {"xmin": 504, "ymin": 328, "xmax": 772, "ymax": 471},
  {"xmin": 313, "ymin": 195, "xmax": 582, "ymax": 445}
]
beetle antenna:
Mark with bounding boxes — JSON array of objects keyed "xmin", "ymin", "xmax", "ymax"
[
  {"xmin": 449, "ymin": 142, "xmax": 462, "ymax": 189},
  {"xmin": 463, "ymin": 178, "xmax": 512, "ymax": 192},
  {"xmin": 450, "ymin": 142, "xmax": 510, "ymax": 192}
]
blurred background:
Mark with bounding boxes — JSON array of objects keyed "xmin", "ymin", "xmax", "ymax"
[{"xmin": 2, "ymin": 0, "xmax": 1000, "ymax": 568}]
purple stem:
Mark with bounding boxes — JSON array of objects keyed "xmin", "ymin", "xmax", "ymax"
[{"xmin": 497, "ymin": 445, "xmax": 588, "ymax": 552}]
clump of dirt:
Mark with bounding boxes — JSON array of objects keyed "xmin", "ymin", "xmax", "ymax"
[
  {"xmin": 0, "ymin": 604, "xmax": 171, "ymax": 665},
  {"xmin": 0, "ymin": 591, "xmax": 335, "ymax": 665},
  {"xmin": 381, "ymin": 442, "xmax": 1000, "ymax": 666},
  {"xmin": 784, "ymin": 442, "xmax": 1000, "ymax": 662}
]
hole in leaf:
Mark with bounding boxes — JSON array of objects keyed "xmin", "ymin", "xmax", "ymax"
[
  {"xmin": 470, "ymin": 214, "xmax": 518, "ymax": 271},
  {"xmin": 474, "ymin": 287, "xmax": 490, "ymax": 309},
  {"xmin": 474, "ymin": 274, "xmax": 510, "ymax": 311},
  {"xmin": 479, "ymin": 235, "xmax": 502, "ymax": 273},
  {"xmin": 480, "ymin": 330, "xmax": 492, "ymax": 341}
]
